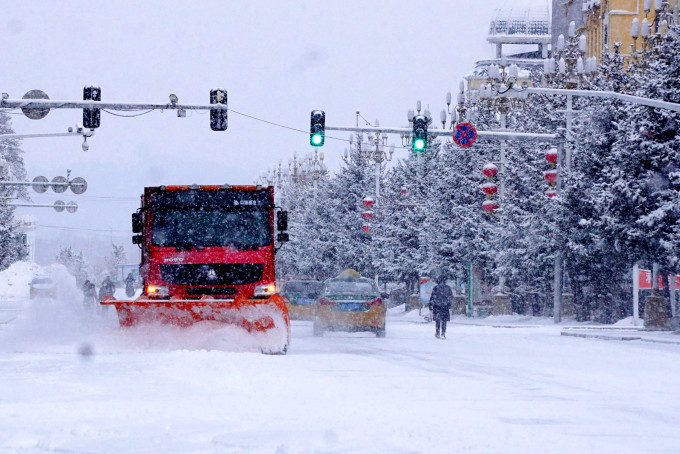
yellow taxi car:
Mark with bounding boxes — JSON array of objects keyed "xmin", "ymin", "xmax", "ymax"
[
  {"xmin": 313, "ymin": 275, "xmax": 386, "ymax": 337},
  {"xmin": 281, "ymin": 279, "xmax": 323, "ymax": 321}
]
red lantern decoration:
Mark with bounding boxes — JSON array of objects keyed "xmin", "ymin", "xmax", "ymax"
[
  {"xmin": 482, "ymin": 182, "xmax": 498, "ymax": 196},
  {"xmin": 362, "ymin": 224, "xmax": 370, "ymax": 234},
  {"xmin": 362, "ymin": 197, "xmax": 374, "ymax": 209},
  {"xmin": 545, "ymin": 148, "xmax": 558, "ymax": 165},
  {"xmin": 483, "ymin": 163, "xmax": 498, "ymax": 179},
  {"xmin": 362, "ymin": 211, "xmax": 373, "ymax": 220},
  {"xmin": 546, "ymin": 189, "xmax": 557, "ymax": 198},
  {"xmin": 544, "ymin": 169, "xmax": 558, "ymax": 185},
  {"xmin": 482, "ymin": 200, "xmax": 499, "ymax": 213}
]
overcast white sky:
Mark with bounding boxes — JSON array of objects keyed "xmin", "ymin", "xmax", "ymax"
[{"xmin": 3, "ymin": 0, "xmax": 513, "ymax": 262}]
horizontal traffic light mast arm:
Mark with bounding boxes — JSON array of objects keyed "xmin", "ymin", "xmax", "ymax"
[
  {"xmin": 0, "ymin": 181, "xmax": 85, "ymax": 187},
  {"xmin": 0, "ymin": 98, "xmax": 227, "ymax": 111},
  {"xmin": 0, "ymin": 130, "xmax": 94, "ymax": 140},
  {"xmin": 524, "ymin": 87, "xmax": 680, "ymax": 113},
  {"xmin": 8, "ymin": 203, "xmax": 70, "ymax": 208},
  {"xmin": 325, "ymin": 125, "xmax": 561, "ymax": 142}
]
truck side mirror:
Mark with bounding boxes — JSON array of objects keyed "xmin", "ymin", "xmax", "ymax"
[
  {"xmin": 132, "ymin": 234, "xmax": 143, "ymax": 245},
  {"xmin": 277, "ymin": 233, "xmax": 289, "ymax": 243},
  {"xmin": 132, "ymin": 213, "xmax": 142, "ymax": 233},
  {"xmin": 277, "ymin": 211, "xmax": 288, "ymax": 231}
]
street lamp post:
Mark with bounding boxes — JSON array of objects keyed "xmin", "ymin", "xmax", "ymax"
[{"xmin": 354, "ymin": 122, "xmax": 394, "ymax": 199}]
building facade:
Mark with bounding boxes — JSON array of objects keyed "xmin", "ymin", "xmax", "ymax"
[
  {"xmin": 553, "ymin": 0, "xmax": 586, "ymax": 50},
  {"xmin": 583, "ymin": 0, "xmax": 679, "ymax": 61}
]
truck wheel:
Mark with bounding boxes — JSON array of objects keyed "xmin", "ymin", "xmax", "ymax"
[
  {"xmin": 313, "ymin": 323, "xmax": 324, "ymax": 337},
  {"xmin": 376, "ymin": 328, "xmax": 386, "ymax": 338}
]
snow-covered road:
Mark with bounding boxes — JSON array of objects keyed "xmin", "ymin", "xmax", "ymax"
[{"xmin": 1, "ymin": 305, "xmax": 679, "ymax": 454}]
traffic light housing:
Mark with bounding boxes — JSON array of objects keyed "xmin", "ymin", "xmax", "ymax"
[
  {"xmin": 83, "ymin": 86, "xmax": 101, "ymax": 129},
  {"xmin": 210, "ymin": 89, "xmax": 228, "ymax": 131},
  {"xmin": 310, "ymin": 110, "xmax": 325, "ymax": 146},
  {"xmin": 412, "ymin": 115, "xmax": 428, "ymax": 152}
]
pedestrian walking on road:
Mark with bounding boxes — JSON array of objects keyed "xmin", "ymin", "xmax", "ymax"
[
  {"xmin": 82, "ymin": 279, "xmax": 97, "ymax": 307},
  {"xmin": 124, "ymin": 272, "xmax": 136, "ymax": 298},
  {"xmin": 99, "ymin": 277, "xmax": 115, "ymax": 300},
  {"xmin": 429, "ymin": 274, "xmax": 453, "ymax": 339}
]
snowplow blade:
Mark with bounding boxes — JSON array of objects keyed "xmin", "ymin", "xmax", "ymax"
[{"xmin": 101, "ymin": 294, "xmax": 290, "ymax": 354}]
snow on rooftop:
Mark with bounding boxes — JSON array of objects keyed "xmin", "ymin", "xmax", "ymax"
[
  {"xmin": 583, "ymin": 0, "xmax": 602, "ymax": 11},
  {"xmin": 489, "ymin": 0, "xmax": 551, "ymax": 38}
]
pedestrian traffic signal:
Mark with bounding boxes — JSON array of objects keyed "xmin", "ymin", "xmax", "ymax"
[
  {"xmin": 412, "ymin": 115, "xmax": 428, "ymax": 152},
  {"xmin": 310, "ymin": 110, "xmax": 325, "ymax": 146},
  {"xmin": 210, "ymin": 89, "xmax": 228, "ymax": 131},
  {"xmin": 83, "ymin": 86, "xmax": 101, "ymax": 129}
]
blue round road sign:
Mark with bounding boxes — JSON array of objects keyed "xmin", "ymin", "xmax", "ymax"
[{"xmin": 453, "ymin": 123, "xmax": 477, "ymax": 147}]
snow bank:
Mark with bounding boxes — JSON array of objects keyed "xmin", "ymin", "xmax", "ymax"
[{"xmin": 0, "ymin": 261, "xmax": 40, "ymax": 300}]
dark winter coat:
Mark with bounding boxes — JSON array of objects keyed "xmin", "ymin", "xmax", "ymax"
[
  {"xmin": 429, "ymin": 283, "xmax": 453, "ymax": 322},
  {"xmin": 124, "ymin": 274, "xmax": 136, "ymax": 297},
  {"xmin": 99, "ymin": 278, "xmax": 115, "ymax": 300},
  {"xmin": 82, "ymin": 280, "xmax": 97, "ymax": 305}
]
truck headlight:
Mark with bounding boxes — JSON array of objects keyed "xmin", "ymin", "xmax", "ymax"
[
  {"xmin": 146, "ymin": 285, "xmax": 169, "ymax": 297},
  {"xmin": 254, "ymin": 283, "xmax": 276, "ymax": 297}
]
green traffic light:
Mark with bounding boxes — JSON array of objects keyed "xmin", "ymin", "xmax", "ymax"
[
  {"xmin": 413, "ymin": 138, "xmax": 426, "ymax": 151},
  {"xmin": 311, "ymin": 133, "xmax": 324, "ymax": 146}
]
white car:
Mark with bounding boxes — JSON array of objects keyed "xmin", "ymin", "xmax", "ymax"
[{"xmin": 29, "ymin": 276, "xmax": 56, "ymax": 299}]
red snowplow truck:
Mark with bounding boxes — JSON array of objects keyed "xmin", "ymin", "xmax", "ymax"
[{"xmin": 101, "ymin": 185, "xmax": 290, "ymax": 354}]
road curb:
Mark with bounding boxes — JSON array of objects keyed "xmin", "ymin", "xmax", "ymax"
[{"xmin": 561, "ymin": 330, "xmax": 680, "ymax": 345}]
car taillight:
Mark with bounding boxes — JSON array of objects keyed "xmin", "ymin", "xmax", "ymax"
[
  {"xmin": 366, "ymin": 298, "xmax": 382, "ymax": 307},
  {"xmin": 318, "ymin": 297, "xmax": 335, "ymax": 306}
]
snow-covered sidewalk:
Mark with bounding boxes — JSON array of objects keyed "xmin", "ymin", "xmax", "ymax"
[{"xmin": 391, "ymin": 307, "xmax": 680, "ymax": 345}]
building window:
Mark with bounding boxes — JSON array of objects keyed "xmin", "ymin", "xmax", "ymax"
[{"xmin": 603, "ymin": 25, "xmax": 608, "ymax": 46}]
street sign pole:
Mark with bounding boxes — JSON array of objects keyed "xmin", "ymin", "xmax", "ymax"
[
  {"xmin": 467, "ymin": 261, "xmax": 473, "ymax": 318},
  {"xmin": 633, "ymin": 263, "xmax": 640, "ymax": 326}
]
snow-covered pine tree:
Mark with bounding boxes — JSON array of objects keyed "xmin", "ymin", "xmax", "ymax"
[
  {"xmin": 374, "ymin": 142, "xmax": 438, "ymax": 288},
  {"xmin": 0, "ymin": 111, "xmax": 28, "ymax": 271},
  {"xmin": 604, "ymin": 28, "xmax": 680, "ymax": 275},
  {"xmin": 561, "ymin": 43, "xmax": 637, "ymax": 321},
  {"xmin": 422, "ymin": 139, "xmax": 496, "ymax": 288},
  {"xmin": 321, "ymin": 137, "xmax": 382, "ymax": 278},
  {"xmin": 104, "ymin": 243, "xmax": 127, "ymax": 280},
  {"xmin": 277, "ymin": 173, "xmax": 337, "ymax": 279},
  {"xmin": 501, "ymin": 82, "xmax": 569, "ymax": 314},
  {"xmin": 56, "ymin": 246, "xmax": 88, "ymax": 284}
]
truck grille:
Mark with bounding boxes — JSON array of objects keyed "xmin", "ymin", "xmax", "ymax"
[
  {"xmin": 186, "ymin": 287, "xmax": 237, "ymax": 297},
  {"xmin": 160, "ymin": 263, "xmax": 264, "ymax": 285}
]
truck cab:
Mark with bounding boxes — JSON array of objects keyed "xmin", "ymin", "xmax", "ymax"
[{"xmin": 132, "ymin": 185, "xmax": 287, "ymax": 301}]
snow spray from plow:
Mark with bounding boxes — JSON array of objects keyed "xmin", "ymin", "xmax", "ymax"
[{"xmin": 102, "ymin": 295, "xmax": 290, "ymax": 354}]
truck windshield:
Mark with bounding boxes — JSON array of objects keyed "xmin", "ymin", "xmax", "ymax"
[{"xmin": 151, "ymin": 208, "xmax": 271, "ymax": 248}]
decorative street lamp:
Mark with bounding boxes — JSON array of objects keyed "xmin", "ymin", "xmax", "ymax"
[{"xmin": 630, "ymin": 0, "xmax": 678, "ymax": 68}]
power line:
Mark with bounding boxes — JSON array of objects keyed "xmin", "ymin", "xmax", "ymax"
[
  {"xmin": 227, "ymin": 107, "xmax": 418, "ymax": 151},
  {"xmin": 39, "ymin": 224, "xmax": 130, "ymax": 234},
  {"xmin": 103, "ymin": 108, "xmax": 155, "ymax": 118}
]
